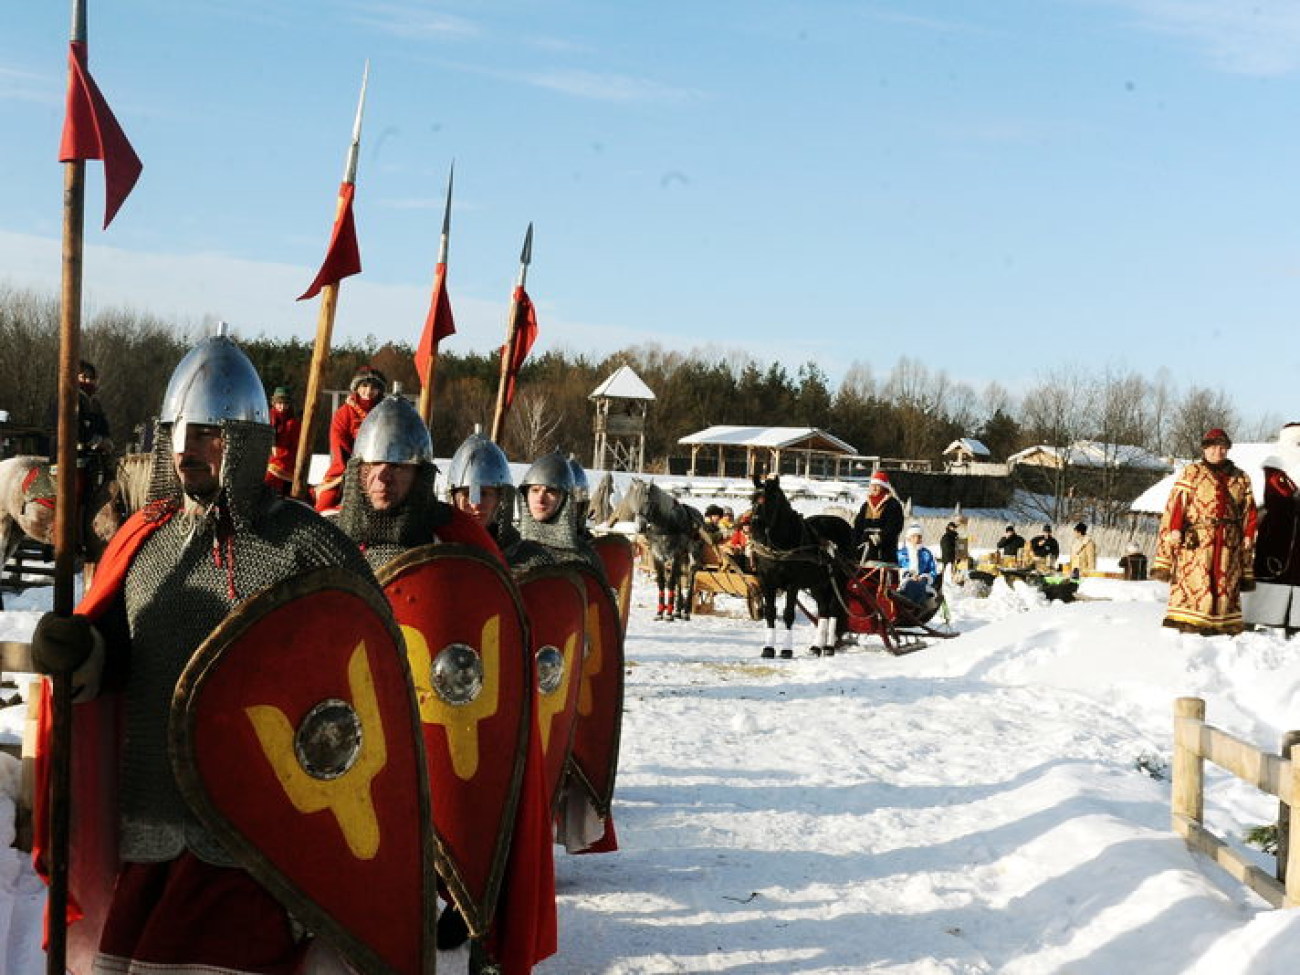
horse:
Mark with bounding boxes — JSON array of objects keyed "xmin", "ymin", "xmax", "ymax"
[
  {"xmin": 612, "ymin": 477, "xmax": 706, "ymax": 621},
  {"xmin": 0, "ymin": 453, "xmax": 150, "ymax": 606},
  {"xmin": 747, "ymin": 474, "xmax": 853, "ymax": 658}
]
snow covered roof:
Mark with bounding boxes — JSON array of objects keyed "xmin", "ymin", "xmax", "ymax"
[
  {"xmin": 943, "ymin": 438, "xmax": 991, "ymax": 457},
  {"xmin": 678, "ymin": 425, "xmax": 857, "ymax": 455},
  {"xmin": 589, "ymin": 364, "xmax": 656, "ymax": 400},
  {"xmin": 1130, "ymin": 442, "xmax": 1273, "ymax": 513},
  {"xmin": 1007, "ymin": 440, "xmax": 1172, "ymax": 472}
]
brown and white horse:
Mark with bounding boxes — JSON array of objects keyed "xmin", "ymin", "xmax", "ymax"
[{"xmin": 0, "ymin": 453, "xmax": 150, "ymax": 605}]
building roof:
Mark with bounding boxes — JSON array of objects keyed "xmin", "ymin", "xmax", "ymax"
[
  {"xmin": 1007, "ymin": 440, "xmax": 1172, "ymax": 472},
  {"xmin": 943, "ymin": 438, "xmax": 991, "ymax": 457},
  {"xmin": 678, "ymin": 425, "xmax": 857, "ymax": 455},
  {"xmin": 589, "ymin": 364, "xmax": 656, "ymax": 400}
]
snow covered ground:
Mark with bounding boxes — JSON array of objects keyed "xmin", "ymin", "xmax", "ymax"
[{"xmin": 3, "ymin": 554, "xmax": 1300, "ymax": 972}]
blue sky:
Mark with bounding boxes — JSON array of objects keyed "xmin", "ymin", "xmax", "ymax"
[{"xmin": 3, "ymin": 1, "xmax": 1299, "ymax": 423}]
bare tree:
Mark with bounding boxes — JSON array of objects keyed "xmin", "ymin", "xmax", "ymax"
[
  {"xmin": 1168, "ymin": 386, "xmax": 1238, "ymax": 459},
  {"xmin": 507, "ymin": 390, "xmax": 566, "ymax": 461},
  {"xmin": 1017, "ymin": 366, "xmax": 1096, "ymax": 522}
]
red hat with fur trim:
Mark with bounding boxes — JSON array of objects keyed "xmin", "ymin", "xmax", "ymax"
[{"xmin": 870, "ymin": 470, "xmax": 890, "ymax": 489}]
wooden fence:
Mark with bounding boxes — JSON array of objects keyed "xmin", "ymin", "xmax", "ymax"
[
  {"xmin": 1172, "ymin": 696, "xmax": 1300, "ymax": 908},
  {"xmin": 1, "ymin": 539, "xmax": 54, "ymax": 590}
]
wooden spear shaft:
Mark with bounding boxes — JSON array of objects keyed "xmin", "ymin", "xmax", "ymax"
[
  {"xmin": 47, "ymin": 119, "xmax": 86, "ymax": 975},
  {"xmin": 290, "ymin": 280, "xmax": 342, "ymax": 498},
  {"xmin": 489, "ymin": 224, "xmax": 532, "ymax": 444},
  {"xmin": 489, "ymin": 303, "xmax": 520, "ymax": 445}
]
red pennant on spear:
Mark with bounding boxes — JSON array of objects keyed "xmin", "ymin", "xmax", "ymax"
[
  {"xmin": 415, "ymin": 163, "xmax": 457, "ymax": 425},
  {"xmin": 290, "ymin": 62, "xmax": 369, "ymax": 500},
  {"xmin": 58, "ymin": 30, "xmax": 142, "ymax": 229},
  {"xmin": 490, "ymin": 223, "xmax": 537, "ymax": 444}
]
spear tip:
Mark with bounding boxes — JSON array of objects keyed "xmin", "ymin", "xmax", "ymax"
[{"xmin": 521, "ymin": 222, "xmax": 533, "ymax": 266}]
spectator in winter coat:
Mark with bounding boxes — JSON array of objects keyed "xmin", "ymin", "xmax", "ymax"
[
  {"xmin": 1071, "ymin": 522, "xmax": 1097, "ymax": 575},
  {"xmin": 996, "ymin": 525, "xmax": 1026, "ymax": 561},
  {"xmin": 1119, "ymin": 542, "xmax": 1148, "ymax": 581},
  {"xmin": 1029, "ymin": 525, "xmax": 1060, "ymax": 566}
]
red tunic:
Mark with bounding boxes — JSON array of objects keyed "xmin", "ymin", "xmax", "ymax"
[
  {"xmin": 314, "ymin": 395, "xmax": 376, "ymax": 512},
  {"xmin": 263, "ymin": 410, "xmax": 301, "ymax": 494}
]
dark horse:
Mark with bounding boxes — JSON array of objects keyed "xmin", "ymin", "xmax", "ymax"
[
  {"xmin": 748, "ymin": 475, "xmax": 853, "ymax": 658},
  {"xmin": 613, "ymin": 477, "xmax": 705, "ymax": 621}
]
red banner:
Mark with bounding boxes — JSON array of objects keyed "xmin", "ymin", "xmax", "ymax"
[
  {"xmin": 415, "ymin": 262, "xmax": 455, "ymax": 386},
  {"xmin": 502, "ymin": 287, "xmax": 538, "ymax": 409},
  {"xmin": 59, "ymin": 41, "xmax": 142, "ymax": 229},
  {"xmin": 298, "ymin": 181, "xmax": 362, "ymax": 301}
]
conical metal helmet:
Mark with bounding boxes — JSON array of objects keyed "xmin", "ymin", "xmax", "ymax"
[
  {"xmin": 160, "ymin": 322, "xmax": 268, "ymax": 449},
  {"xmin": 446, "ymin": 432, "xmax": 513, "ymax": 504},
  {"xmin": 353, "ymin": 389, "xmax": 433, "ymax": 465},
  {"xmin": 520, "ymin": 450, "xmax": 574, "ymax": 492},
  {"xmin": 566, "ymin": 453, "xmax": 590, "ymax": 502}
]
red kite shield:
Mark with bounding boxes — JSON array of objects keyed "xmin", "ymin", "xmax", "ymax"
[
  {"xmin": 567, "ymin": 562, "xmax": 625, "ymax": 816},
  {"xmin": 377, "ymin": 543, "xmax": 531, "ymax": 938},
  {"xmin": 592, "ymin": 532, "xmax": 635, "ymax": 630},
  {"xmin": 172, "ymin": 567, "xmax": 435, "ymax": 975},
  {"xmin": 516, "ymin": 566, "xmax": 586, "ymax": 811}
]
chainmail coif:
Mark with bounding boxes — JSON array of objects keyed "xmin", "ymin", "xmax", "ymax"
[{"xmin": 337, "ymin": 457, "xmax": 451, "ymax": 571}]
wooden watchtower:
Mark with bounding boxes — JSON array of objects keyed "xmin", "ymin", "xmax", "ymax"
[{"xmin": 590, "ymin": 364, "xmax": 655, "ymax": 472}]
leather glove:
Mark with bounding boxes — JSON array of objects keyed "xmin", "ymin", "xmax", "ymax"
[{"xmin": 31, "ymin": 613, "xmax": 96, "ymax": 675}]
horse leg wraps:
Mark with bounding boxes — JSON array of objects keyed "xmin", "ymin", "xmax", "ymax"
[
  {"xmin": 761, "ymin": 626, "xmax": 777, "ymax": 658},
  {"xmin": 817, "ymin": 616, "xmax": 834, "ymax": 652},
  {"xmin": 780, "ymin": 628, "xmax": 794, "ymax": 659}
]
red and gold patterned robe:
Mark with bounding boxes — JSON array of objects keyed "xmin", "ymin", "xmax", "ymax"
[{"xmin": 1154, "ymin": 459, "xmax": 1257, "ymax": 634}]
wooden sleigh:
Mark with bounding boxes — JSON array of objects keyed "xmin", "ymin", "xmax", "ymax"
[{"xmin": 691, "ymin": 541, "xmax": 763, "ymax": 620}]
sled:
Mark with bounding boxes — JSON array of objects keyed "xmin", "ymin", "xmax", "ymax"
[
  {"xmin": 691, "ymin": 541, "xmax": 762, "ymax": 620},
  {"xmin": 840, "ymin": 561, "xmax": 957, "ymax": 655}
]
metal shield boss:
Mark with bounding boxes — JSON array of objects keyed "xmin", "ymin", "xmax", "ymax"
[
  {"xmin": 591, "ymin": 532, "xmax": 635, "ymax": 630},
  {"xmin": 516, "ymin": 566, "xmax": 587, "ymax": 811},
  {"xmin": 567, "ymin": 562, "xmax": 625, "ymax": 817},
  {"xmin": 377, "ymin": 543, "xmax": 530, "ymax": 939},
  {"xmin": 171, "ymin": 567, "xmax": 435, "ymax": 975}
]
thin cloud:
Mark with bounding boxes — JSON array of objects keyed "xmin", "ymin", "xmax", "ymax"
[
  {"xmin": 1109, "ymin": 0, "xmax": 1300, "ymax": 76},
  {"xmin": 500, "ymin": 65, "xmax": 700, "ymax": 103},
  {"xmin": 0, "ymin": 66, "xmax": 58, "ymax": 106},
  {"xmin": 345, "ymin": 1, "xmax": 480, "ymax": 40}
]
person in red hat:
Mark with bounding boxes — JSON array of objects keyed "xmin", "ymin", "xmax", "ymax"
[
  {"xmin": 313, "ymin": 365, "xmax": 386, "ymax": 514},
  {"xmin": 1153, "ymin": 427, "xmax": 1257, "ymax": 635},
  {"xmin": 1244, "ymin": 422, "xmax": 1300, "ymax": 634},
  {"xmin": 853, "ymin": 469, "xmax": 904, "ymax": 563}
]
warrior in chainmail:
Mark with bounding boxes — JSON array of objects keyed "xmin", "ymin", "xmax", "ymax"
[
  {"xmin": 516, "ymin": 449, "xmax": 605, "ymax": 578},
  {"xmin": 32, "ymin": 325, "xmax": 381, "ymax": 975},
  {"xmin": 335, "ymin": 390, "xmax": 500, "ymax": 573},
  {"xmin": 446, "ymin": 430, "xmax": 554, "ymax": 572}
]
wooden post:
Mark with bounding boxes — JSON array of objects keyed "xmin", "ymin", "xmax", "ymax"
[
  {"xmin": 1286, "ymin": 741, "xmax": 1300, "ymax": 907},
  {"xmin": 1172, "ymin": 696, "xmax": 1206, "ymax": 830},
  {"xmin": 1277, "ymin": 731, "xmax": 1300, "ymax": 884}
]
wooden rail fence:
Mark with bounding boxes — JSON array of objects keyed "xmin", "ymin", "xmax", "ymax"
[{"xmin": 1172, "ymin": 696, "xmax": 1300, "ymax": 908}]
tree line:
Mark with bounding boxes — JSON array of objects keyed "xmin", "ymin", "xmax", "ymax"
[{"xmin": 0, "ymin": 285, "xmax": 1273, "ymax": 475}]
